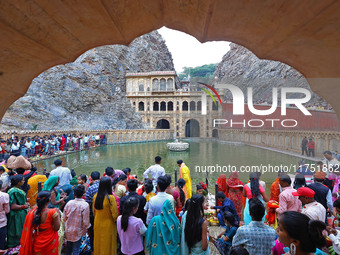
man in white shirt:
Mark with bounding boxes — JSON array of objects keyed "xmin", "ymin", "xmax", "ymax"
[
  {"xmin": 84, "ymin": 135, "xmax": 89, "ymax": 149},
  {"xmin": 293, "ymin": 187, "xmax": 326, "ymax": 221},
  {"xmin": 323, "ymin": 150, "xmax": 340, "ymax": 178},
  {"xmin": 143, "ymin": 156, "xmax": 165, "ymax": 189},
  {"xmin": 25, "ymin": 139, "xmax": 33, "ymax": 157},
  {"xmin": 146, "ymin": 175, "xmax": 174, "ymax": 225},
  {"xmin": 50, "ymin": 159, "xmax": 72, "ymax": 189}
]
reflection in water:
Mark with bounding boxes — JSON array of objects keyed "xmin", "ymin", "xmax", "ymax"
[{"xmin": 34, "ymin": 140, "xmax": 303, "ymax": 188}]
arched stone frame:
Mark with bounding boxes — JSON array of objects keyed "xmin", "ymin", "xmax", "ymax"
[
  {"xmin": 139, "ymin": 82, "xmax": 144, "ymax": 92},
  {"xmin": 155, "ymin": 118, "xmax": 170, "ymax": 129},
  {"xmin": 285, "ymin": 135, "xmax": 290, "ymax": 149},
  {"xmin": 167, "ymin": 101, "xmax": 173, "ymax": 111},
  {"xmin": 153, "ymin": 101, "xmax": 159, "ymax": 111},
  {"xmin": 190, "ymin": 101, "xmax": 196, "ymax": 111},
  {"xmin": 184, "ymin": 118, "xmax": 200, "ymax": 137},
  {"xmin": 330, "ymin": 137, "xmax": 338, "ymax": 152},
  {"xmin": 138, "ymin": 101, "xmax": 144, "ymax": 111},
  {"xmin": 152, "ymin": 78, "xmax": 159, "ymax": 91},
  {"xmin": 182, "ymin": 101, "xmax": 188, "ymax": 111},
  {"xmin": 197, "ymin": 101, "xmax": 202, "ymax": 111},
  {"xmin": 160, "ymin": 78, "xmax": 166, "ymax": 91},
  {"xmin": 160, "ymin": 101, "xmax": 166, "ymax": 111},
  {"xmin": 167, "ymin": 78, "xmax": 174, "ymax": 91}
]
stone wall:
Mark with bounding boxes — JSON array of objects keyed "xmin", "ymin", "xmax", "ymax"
[
  {"xmin": 0, "ymin": 129, "xmax": 173, "ymax": 144},
  {"xmin": 218, "ymin": 129, "xmax": 340, "ymax": 157}
]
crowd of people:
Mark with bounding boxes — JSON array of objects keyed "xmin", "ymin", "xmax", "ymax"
[
  {"xmin": 1, "ymin": 152, "xmax": 340, "ymax": 255},
  {"xmin": 0, "ymin": 133, "xmax": 106, "ymax": 161}
]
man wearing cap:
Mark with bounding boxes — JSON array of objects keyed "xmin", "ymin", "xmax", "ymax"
[
  {"xmin": 293, "ymin": 187, "xmax": 326, "ymax": 221},
  {"xmin": 308, "ymin": 171, "xmax": 333, "ymax": 213}
]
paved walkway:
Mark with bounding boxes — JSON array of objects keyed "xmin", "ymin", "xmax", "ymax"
[{"xmin": 248, "ymin": 144, "xmax": 322, "ymax": 162}]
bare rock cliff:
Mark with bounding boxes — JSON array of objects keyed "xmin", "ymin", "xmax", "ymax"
[{"xmin": 1, "ymin": 31, "xmax": 175, "ymax": 130}]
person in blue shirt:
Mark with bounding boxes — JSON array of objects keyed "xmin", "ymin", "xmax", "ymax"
[
  {"xmin": 209, "ymin": 211, "xmax": 238, "ymax": 255},
  {"xmin": 211, "ymin": 191, "xmax": 239, "ymax": 227}
]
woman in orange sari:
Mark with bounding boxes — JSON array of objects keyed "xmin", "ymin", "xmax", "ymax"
[
  {"xmin": 226, "ymin": 171, "xmax": 243, "ymax": 220},
  {"xmin": 20, "ymin": 191, "xmax": 61, "ymax": 255},
  {"xmin": 216, "ymin": 174, "xmax": 228, "ymax": 196}
]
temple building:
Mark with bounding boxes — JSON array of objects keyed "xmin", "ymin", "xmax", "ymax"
[{"xmin": 125, "ymin": 71, "xmax": 221, "ymax": 138}]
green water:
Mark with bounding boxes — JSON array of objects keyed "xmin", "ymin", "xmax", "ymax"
[{"xmin": 34, "ymin": 139, "xmax": 304, "ymax": 189}]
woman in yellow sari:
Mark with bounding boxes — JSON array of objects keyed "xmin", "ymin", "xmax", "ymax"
[
  {"xmin": 27, "ymin": 175, "xmax": 48, "ymax": 207},
  {"xmin": 93, "ymin": 177, "xmax": 118, "ymax": 255},
  {"xmin": 177, "ymin": 160, "xmax": 192, "ymax": 199}
]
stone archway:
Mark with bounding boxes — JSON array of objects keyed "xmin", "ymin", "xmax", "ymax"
[
  {"xmin": 156, "ymin": 119, "xmax": 170, "ymax": 129},
  {"xmin": 212, "ymin": 129, "xmax": 218, "ymax": 138},
  {"xmin": 2, "ymin": 1, "xmax": 340, "ymax": 121},
  {"xmin": 185, "ymin": 119, "xmax": 200, "ymax": 137}
]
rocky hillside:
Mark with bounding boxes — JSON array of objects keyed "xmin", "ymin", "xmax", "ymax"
[
  {"xmin": 214, "ymin": 43, "xmax": 327, "ymax": 106},
  {"xmin": 1, "ymin": 31, "xmax": 175, "ymax": 130}
]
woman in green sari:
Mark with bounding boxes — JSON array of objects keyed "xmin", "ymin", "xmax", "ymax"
[
  {"xmin": 42, "ymin": 176, "xmax": 68, "ymax": 209},
  {"xmin": 7, "ymin": 174, "xmax": 29, "ymax": 248},
  {"xmin": 146, "ymin": 199, "xmax": 181, "ymax": 255}
]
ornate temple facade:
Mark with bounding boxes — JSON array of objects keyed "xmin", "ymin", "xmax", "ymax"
[{"xmin": 125, "ymin": 71, "xmax": 221, "ymax": 138}]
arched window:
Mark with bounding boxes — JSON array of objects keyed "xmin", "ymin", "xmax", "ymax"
[
  {"xmin": 190, "ymin": 101, "xmax": 196, "ymax": 111},
  {"xmin": 152, "ymin": 79, "xmax": 159, "ymax": 91},
  {"xmin": 139, "ymin": 83, "xmax": 144, "ymax": 92},
  {"xmin": 160, "ymin": 101, "xmax": 166, "ymax": 111},
  {"xmin": 168, "ymin": 101, "xmax": 173, "ymax": 111},
  {"xmin": 197, "ymin": 101, "xmax": 202, "ymax": 111},
  {"xmin": 160, "ymin": 78, "xmax": 166, "ymax": 91},
  {"xmin": 167, "ymin": 78, "xmax": 174, "ymax": 91},
  {"xmin": 182, "ymin": 101, "xmax": 188, "ymax": 111},
  {"xmin": 138, "ymin": 102, "xmax": 144, "ymax": 111},
  {"xmin": 153, "ymin": 102, "xmax": 159, "ymax": 111}
]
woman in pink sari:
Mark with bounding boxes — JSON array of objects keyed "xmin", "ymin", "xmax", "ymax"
[{"xmin": 226, "ymin": 171, "xmax": 243, "ymax": 220}]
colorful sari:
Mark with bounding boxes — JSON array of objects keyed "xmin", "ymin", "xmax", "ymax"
[
  {"xmin": 270, "ymin": 178, "xmax": 280, "ymax": 202},
  {"xmin": 20, "ymin": 207, "xmax": 59, "ymax": 255},
  {"xmin": 42, "ymin": 176, "xmax": 60, "ymax": 209},
  {"xmin": 216, "ymin": 174, "xmax": 228, "ymax": 196},
  {"xmin": 59, "ymin": 136, "xmax": 66, "ymax": 151},
  {"xmin": 146, "ymin": 200, "xmax": 181, "ymax": 255},
  {"xmin": 226, "ymin": 172, "xmax": 243, "ymax": 220},
  {"xmin": 93, "ymin": 194, "xmax": 118, "ymax": 255},
  {"xmin": 243, "ymin": 183, "xmax": 266, "ymax": 225},
  {"xmin": 179, "ymin": 163, "xmax": 192, "ymax": 199},
  {"xmin": 7, "ymin": 187, "xmax": 28, "ymax": 248},
  {"xmin": 27, "ymin": 175, "xmax": 48, "ymax": 207}
]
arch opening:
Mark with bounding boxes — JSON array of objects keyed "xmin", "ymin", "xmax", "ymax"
[
  {"xmin": 185, "ymin": 119, "xmax": 200, "ymax": 137},
  {"xmin": 156, "ymin": 119, "xmax": 170, "ymax": 129}
]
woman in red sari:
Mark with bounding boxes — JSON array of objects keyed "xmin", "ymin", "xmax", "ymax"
[
  {"xmin": 59, "ymin": 135, "xmax": 66, "ymax": 151},
  {"xmin": 20, "ymin": 191, "xmax": 61, "ymax": 255},
  {"xmin": 226, "ymin": 171, "xmax": 243, "ymax": 220}
]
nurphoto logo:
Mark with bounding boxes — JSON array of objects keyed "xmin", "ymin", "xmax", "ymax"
[{"xmin": 197, "ymin": 82, "xmax": 312, "ymax": 128}]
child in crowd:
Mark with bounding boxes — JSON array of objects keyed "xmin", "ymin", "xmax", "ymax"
[
  {"xmin": 143, "ymin": 180, "xmax": 155, "ymax": 214},
  {"xmin": 209, "ymin": 211, "xmax": 239, "ymax": 255},
  {"xmin": 0, "ymin": 180, "xmax": 9, "ymax": 250},
  {"xmin": 117, "ymin": 197, "xmax": 147, "ymax": 255},
  {"xmin": 63, "ymin": 185, "xmax": 91, "ymax": 255},
  {"xmin": 114, "ymin": 174, "xmax": 128, "ymax": 198},
  {"xmin": 123, "ymin": 168, "xmax": 143, "ymax": 184},
  {"xmin": 78, "ymin": 174, "xmax": 89, "ymax": 193},
  {"xmin": 197, "ymin": 184, "xmax": 203, "ymax": 195}
]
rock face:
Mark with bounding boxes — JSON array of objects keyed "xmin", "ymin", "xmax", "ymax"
[
  {"xmin": 214, "ymin": 43, "xmax": 327, "ymax": 105},
  {"xmin": 1, "ymin": 31, "xmax": 175, "ymax": 130}
]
